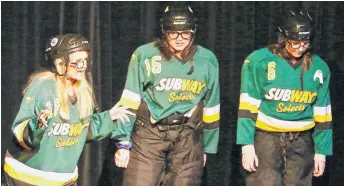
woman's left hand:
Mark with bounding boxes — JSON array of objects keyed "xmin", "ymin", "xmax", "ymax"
[
  {"xmin": 203, "ymin": 153, "xmax": 207, "ymax": 167},
  {"xmin": 109, "ymin": 102, "xmax": 135, "ymax": 123},
  {"xmin": 313, "ymin": 159, "xmax": 326, "ymax": 177}
]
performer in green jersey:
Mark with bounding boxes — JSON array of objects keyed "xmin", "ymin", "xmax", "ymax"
[
  {"xmin": 237, "ymin": 9, "xmax": 332, "ymax": 186},
  {"xmin": 3, "ymin": 34, "xmax": 133, "ymax": 186},
  {"xmin": 113, "ymin": 4, "xmax": 220, "ymax": 186}
]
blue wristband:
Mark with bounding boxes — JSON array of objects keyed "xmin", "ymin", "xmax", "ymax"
[{"xmin": 115, "ymin": 142, "xmax": 133, "ymax": 149}]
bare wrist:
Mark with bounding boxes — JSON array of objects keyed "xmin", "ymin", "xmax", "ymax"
[
  {"xmin": 242, "ymin": 144, "xmax": 255, "ymax": 154},
  {"xmin": 314, "ymin": 154, "xmax": 326, "ymax": 162}
]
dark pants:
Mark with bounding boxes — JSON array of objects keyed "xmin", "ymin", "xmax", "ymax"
[
  {"xmin": 122, "ymin": 119, "xmax": 204, "ymax": 186},
  {"xmin": 244, "ymin": 130, "xmax": 314, "ymax": 186}
]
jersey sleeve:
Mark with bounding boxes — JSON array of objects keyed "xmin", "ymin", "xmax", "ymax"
[
  {"xmin": 86, "ymin": 110, "xmax": 117, "ymax": 141},
  {"xmin": 202, "ymin": 53, "xmax": 220, "ymax": 154},
  {"xmin": 110, "ymin": 48, "xmax": 150, "ymax": 141},
  {"xmin": 11, "ymin": 80, "xmax": 53, "ymax": 149},
  {"xmin": 312, "ymin": 66, "xmax": 333, "ymax": 155},
  {"xmin": 236, "ymin": 55, "xmax": 265, "ymax": 145}
]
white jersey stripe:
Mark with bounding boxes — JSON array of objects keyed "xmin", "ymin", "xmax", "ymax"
[
  {"xmin": 203, "ymin": 104, "xmax": 220, "ymax": 116},
  {"xmin": 240, "ymin": 93, "xmax": 261, "ymax": 107},
  {"xmin": 5, "ymin": 156, "xmax": 78, "ymax": 182},
  {"xmin": 257, "ymin": 111, "xmax": 313, "ymax": 129},
  {"xmin": 314, "ymin": 105, "xmax": 332, "ymax": 115},
  {"xmin": 122, "ymin": 89, "xmax": 141, "ymax": 102}
]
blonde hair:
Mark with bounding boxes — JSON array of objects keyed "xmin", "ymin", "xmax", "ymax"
[{"xmin": 23, "ymin": 70, "xmax": 95, "ymax": 120}]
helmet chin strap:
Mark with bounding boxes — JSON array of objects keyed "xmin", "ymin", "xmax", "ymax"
[{"xmin": 185, "ymin": 36, "xmax": 195, "ymax": 75}]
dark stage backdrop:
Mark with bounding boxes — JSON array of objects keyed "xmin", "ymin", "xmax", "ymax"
[{"xmin": 2, "ymin": 1, "xmax": 344, "ymax": 186}]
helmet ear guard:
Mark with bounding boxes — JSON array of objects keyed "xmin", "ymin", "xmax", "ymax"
[{"xmin": 54, "ymin": 59, "xmax": 67, "ymax": 75}]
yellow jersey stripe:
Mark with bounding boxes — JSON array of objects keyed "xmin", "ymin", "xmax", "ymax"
[
  {"xmin": 258, "ymin": 111, "xmax": 314, "ymax": 128},
  {"xmin": 239, "ymin": 102, "xmax": 259, "ymax": 113},
  {"xmin": 4, "ymin": 156, "xmax": 78, "ymax": 186},
  {"xmin": 119, "ymin": 97, "xmax": 140, "ymax": 110},
  {"xmin": 314, "ymin": 114, "xmax": 332, "ymax": 122},
  {"xmin": 256, "ymin": 120, "xmax": 315, "ymax": 132},
  {"xmin": 203, "ymin": 113, "xmax": 220, "ymax": 123}
]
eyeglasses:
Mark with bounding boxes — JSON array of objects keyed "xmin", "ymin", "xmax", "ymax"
[
  {"xmin": 166, "ymin": 31, "xmax": 193, "ymax": 39},
  {"xmin": 69, "ymin": 59, "xmax": 87, "ymax": 70},
  {"xmin": 287, "ymin": 40, "xmax": 310, "ymax": 49}
]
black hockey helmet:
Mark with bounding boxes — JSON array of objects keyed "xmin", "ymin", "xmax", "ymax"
[
  {"xmin": 160, "ymin": 4, "xmax": 198, "ymax": 32},
  {"xmin": 45, "ymin": 33, "xmax": 90, "ymax": 75},
  {"xmin": 277, "ymin": 9, "xmax": 314, "ymax": 41}
]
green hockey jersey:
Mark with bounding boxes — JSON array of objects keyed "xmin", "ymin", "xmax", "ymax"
[
  {"xmin": 5, "ymin": 78, "xmax": 122, "ymax": 186},
  {"xmin": 237, "ymin": 48, "xmax": 332, "ymax": 156},
  {"xmin": 114, "ymin": 42, "xmax": 220, "ymax": 154}
]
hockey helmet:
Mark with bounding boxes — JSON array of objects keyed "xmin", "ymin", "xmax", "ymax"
[
  {"xmin": 277, "ymin": 9, "xmax": 314, "ymax": 41},
  {"xmin": 45, "ymin": 34, "xmax": 90, "ymax": 75}
]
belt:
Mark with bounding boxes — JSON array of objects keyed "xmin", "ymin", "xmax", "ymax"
[
  {"xmin": 157, "ymin": 124, "xmax": 184, "ymax": 131},
  {"xmin": 158, "ymin": 114, "xmax": 189, "ymax": 125}
]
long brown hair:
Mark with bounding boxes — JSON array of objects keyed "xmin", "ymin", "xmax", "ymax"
[
  {"xmin": 154, "ymin": 38, "xmax": 171, "ymax": 61},
  {"xmin": 153, "ymin": 36, "xmax": 195, "ymax": 61},
  {"xmin": 268, "ymin": 41, "xmax": 313, "ymax": 72}
]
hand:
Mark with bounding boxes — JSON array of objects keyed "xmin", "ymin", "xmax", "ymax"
[
  {"xmin": 37, "ymin": 101, "xmax": 53, "ymax": 128},
  {"xmin": 203, "ymin": 153, "xmax": 207, "ymax": 167},
  {"xmin": 242, "ymin": 153, "xmax": 259, "ymax": 172},
  {"xmin": 241, "ymin": 145, "xmax": 258, "ymax": 172},
  {"xmin": 109, "ymin": 102, "xmax": 135, "ymax": 123},
  {"xmin": 114, "ymin": 149, "xmax": 130, "ymax": 168},
  {"xmin": 313, "ymin": 159, "xmax": 326, "ymax": 177}
]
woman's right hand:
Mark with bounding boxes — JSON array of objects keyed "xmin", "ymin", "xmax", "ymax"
[
  {"xmin": 114, "ymin": 149, "xmax": 130, "ymax": 168},
  {"xmin": 109, "ymin": 102, "xmax": 135, "ymax": 123},
  {"xmin": 37, "ymin": 101, "xmax": 53, "ymax": 128},
  {"xmin": 242, "ymin": 144, "xmax": 259, "ymax": 172}
]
